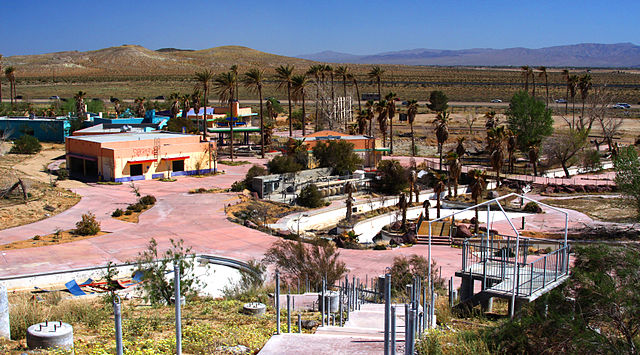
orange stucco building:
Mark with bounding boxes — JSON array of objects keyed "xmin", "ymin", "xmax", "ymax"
[
  {"xmin": 300, "ymin": 130, "xmax": 388, "ymax": 167},
  {"xmin": 65, "ymin": 133, "xmax": 215, "ymax": 182}
]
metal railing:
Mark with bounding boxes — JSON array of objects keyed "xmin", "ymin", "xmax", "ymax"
[{"xmin": 513, "ymin": 245, "xmax": 570, "ymax": 297}]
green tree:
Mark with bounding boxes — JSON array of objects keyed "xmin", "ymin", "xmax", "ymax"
[
  {"xmin": 267, "ymin": 155, "xmax": 303, "ymax": 174},
  {"xmin": 506, "ymin": 90, "xmax": 554, "ymax": 151},
  {"xmin": 469, "ymin": 169, "xmax": 486, "ymax": 234},
  {"xmin": 10, "ymin": 134, "xmax": 41, "ymax": 154},
  {"xmin": 214, "ymin": 71, "xmax": 236, "ymax": 159},
  {"xmin": 306, "ymin": 65, "xmax": 323, "ymax": 131},
  {"xmin": 275, "ymin": 65, "xmax": 295, "ymax": 136},
  {"xmin": 313, "ymin": 140, "xmax": 363, "ymax": 175},
  {"xmin": 614, "ymin": 146, "xmax": 640, "ymax": 220},
  {"xmin": 291, "ymin": 74, "xmax": 309, "ymax": 136},
  {"xmin": 537, "ymin": 66, "xmax": 549, "ymax": 106},
  {"xmin": 374, "ymin": 159, "xmax": 408, "ymax": 194},
  {"xmin": 543, "ymin": 128, "xmax": 588, "ymax": 178},
  {"xmin": 385, "ymin": 92, "xmax": 397, "ymax": 154},
  {"xmin": 407, "ymin": 100, "xmax": 418, "ymax": 156},
  {"xmin": 433, "ymin": 111, "xmax": 450, "ymax": 170},
  {"xmin": 4, "ymin": 66, "xmax": 15, "ymax": 106},
  {"xmin": 243, "ymin": 68, "xmax": 266, "ymax": 158},
  {"xmin": 375, "ymin": 99, "xmax": 388, "ymax": 147},
  {"xmin": 297, "ymin": 184, "xmax": 325, "ymax": 208},
  {"xmin": 427, "ymin": 90, "xmax": 448, "ymax": 112}
]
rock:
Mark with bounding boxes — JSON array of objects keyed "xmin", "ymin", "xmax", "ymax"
[
  {"xmin": 301, "ymin": 319, "xmax": 319, "ymax": 329},
  {"xmin": 391, "ymin": 221, "xmax": 402, "ymax": 230},
  {"xmin": 486, "ymin": 191, "xmax": 499, "ymax": 199},
  {"xmin": 564, "ymin": 186, "xmax": 576, "ymax": 193},
  {"xmin": 469, "ymin": 217, "xmax": 478, "ymax": 225},
  {"xmin": 575, "ymin": 185, "xmax": 585, "ymax": 193},
  {"xmin": 215, "ymin": 345, "xmax": 250, "ymax": 354},
  {"xmin": 43, "ymin": 205, "xmax": 56, "ymax": 212},
  {"xmin": 584, "ymin": 184, "xmax": 597, "ymax": 193},
  {"xmin": 333, "ymin": 237, "xmax": 345, "ymax": 248},
  {"xmin": 455, "ymin": 224, "xmax": 473, "ymax": 238},
  {"xmin": 544, "ymin": 186, "xmax": 554, "ymax": 194},
  {"xmin": 244, "ymin": 220, "xmax": 258, "ymax": 229},
  {"xmin": 402, "ymin": 231, "xmax": 417, "ymax": 244},
  {"xmin": 251, "ymin": 192, "xmax": 259, "ymax": 199}
]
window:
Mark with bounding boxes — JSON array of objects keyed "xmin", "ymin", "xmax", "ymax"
[
  {"xmin": 172, "ymin": 160, "xmax": 184, "ymax": 172},
  {"xmin": 130, "ymin": 164, "xmax": 143, "ymax": 176}
]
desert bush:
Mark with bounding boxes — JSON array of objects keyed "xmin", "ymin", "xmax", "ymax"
[
  {"xmin": 222, "ymin": 259, "xmax": 268, "ymax": 302},
  {"xmin": 74, "ymin": 212, "xmax": 101, "ymax": 235},
  {"xmin": 230, "ymin": 180, "xmax": 246, "ymax": 192},
  {"xmin": 10, "ymin": 135, "xmax": 42, "ymax": 154},
  {"xmin": 297, "ymin": 184, "xmax": 324, "ymax": 208},
  {"xmin": 135, "ymin": 238, "xmax": 201, "ymax": 305},
  {"xmin": 56, "ymin": 168, "xmax": 69, "ymax": 180},
  {"xmin": 263, "ymin": 239, "xmax": 347, "ymax": 290},
  {"xmin": 112, "ymin": 208, "xmax": 124, "ymax": 217},
  {"xmin": 581, "ymin": 149, "xmax": 602, "ymax": 172},
  {"xmin": 373, "ymin": 244, "xmax": 387, "ymax": 250},
  {"xmin": 374, "ymin": 160, "xmax": 408, "ymax": 194},
  {"xmin": 313, "ymin": 140, "xmax": 362, "ymax": 175},
  {"xmin": 267, "ymin": 155, "xmax": 303, "ymax": 174},
  {"xmin": 239, "ymin": 164, "xmax": 268, "ymax": 192},
  {"xmin": 523, "ymin": 201, "xmax": 542, "ymax": 213},
  {"xmin": 389, "ymin": 255, "xmax": 445, "ymax": 298},
  {"xmin": 139, "ymin": 194, "xmax": 157, "ymax": 206}
]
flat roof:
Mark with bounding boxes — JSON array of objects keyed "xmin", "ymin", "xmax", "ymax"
[
  {"xmin": 207, "ymin": 127, "xmax": 261, "ymax": 133},
  {"xmin": 67, "ymin": 132, "xmax": 194, "ymax": 143}
]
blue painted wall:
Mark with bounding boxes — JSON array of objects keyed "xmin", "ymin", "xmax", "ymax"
[{"xmin": 0, "ymin": 118, "xmax": 70, "ymax": 142}]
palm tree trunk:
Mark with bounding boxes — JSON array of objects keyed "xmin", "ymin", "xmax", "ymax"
[
  {"xmin": 532, "ymin": 160, "xmax": 537, "ymax": 176},
  {"xmin": 202, "ymin": 90, "xmax": 208, "ymax": 140},
  {"xmin": 259, "ymin": 88, "xmax": 264, "ymax": 158},
  {"xmin": 229, "ymin": 100, "xmax": 234, "ymax": 160},
  {"xmin": 436, "ymin": 194, "xmax": 441, "ymax": 219},
  {"xmin": 474, "ymin": 204, "xmax": 479, "ymax": 234},
  {"xmin": 545, "ymin": 76, "xmax": 549, "ymax": 107},
  {"xmin": 532, "ymin": 75, "xmax": 536, "ymax": 98},
  {"xmin": 287, "ymin": 83, "xmax": 292, "ymax": 137},
  {"xmin": 410, "ymin": 122, "xmax": 415, "ymax": 157},
  {"xmin": 315, "ymin": 83, "xmax": 319, "ymax": 132},
  {"xmin": 369, "ymin": 120, "xmax": 372, "ymax": 138},
  {"xmin": 565, "ymin": 86, "xmax": 569, "ymax": 114},
  {"xmin": 301, "ymin": 89, "xmax": 306, "ymax": 136},
  {"xmin": 354, "ymin": 79, "xmax": 361, "ymax": 112},
  {"xmin": 377, "ymin": 79, "xmax": 381, "ymax": 100},
  {"xmin": 438, "ymin": 144, "xmax": 443, "ymax": 171},
  {"xmin": 10, "ymin": 82, "xmax": 14, "ymax": 106},
  {"xmin": 454, "ymin": 181, "xmax": 458, "ymax": 197},
  {"xmin": 389, "ymin": 118, "xmax": 393, "ymax": 154}
]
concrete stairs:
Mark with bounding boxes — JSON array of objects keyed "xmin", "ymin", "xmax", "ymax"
[{"xmin": 259, "ymin": 303, "xmax": 406, "ymax": 354}]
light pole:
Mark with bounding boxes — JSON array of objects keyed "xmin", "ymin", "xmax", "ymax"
[{"xmin": 296, "ymin": 213, "xmax": 309, "ymax": 236}]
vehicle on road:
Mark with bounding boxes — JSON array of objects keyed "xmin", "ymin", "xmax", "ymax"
[
  {"xmin": 49, "ymin": 95, "xmax": 60, "ymax": 100},
  {"xmin": 555, "ymin": 99, "xmax": 567, "ymax": 103},
  {"xmin": 613, "ymin": 103, "xmax": 631, "ymax": 109},
  {"xmin": 490, "ymin": 99, "xmax": 502, "ymax": 103}
]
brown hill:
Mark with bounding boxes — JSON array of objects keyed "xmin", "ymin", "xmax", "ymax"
[{"xmin": 4, "ymin": 45, "xmax": 314, "ymax": 77}]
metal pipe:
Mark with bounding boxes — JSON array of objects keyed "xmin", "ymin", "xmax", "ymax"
[
  {"xmin": 321, "ymin": 278, "xmax": 325, "ymax": 326},
  {"xmin": 297, "ymin": 313, "xmax": 302, "ymax": 333},
  {"xmin": 113, "ymin": 295, "xmax": 123, "ymax": 355},
  {"xmin": 276, "ymin": 271, "xmax": 281, "ymax": 334},
  {"xmin": 384, "ymin": 273, "xmax": 391, "ymax": 355},
  {"xmin": 390, "ymin": 306, "xmax": 396, "ymax": 355},
  {"xmin": 287, "ymin": 294, "xmax": 291, "ymax": 333},
  {"xmin": 174, "ymin": 262, "xmax": 182, "ymax": 355}
]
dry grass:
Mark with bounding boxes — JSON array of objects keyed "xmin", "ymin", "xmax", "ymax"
[{"xmin": 540, "ymin": 196, "xmax": 636, "ymax": 223}]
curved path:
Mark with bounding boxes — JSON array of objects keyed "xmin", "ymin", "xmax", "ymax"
[{"xmin": 0, "ymin": 155, "xmax": 603, "ymax": 285}]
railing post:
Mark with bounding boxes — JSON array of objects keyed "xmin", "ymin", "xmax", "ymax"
[
  {"xmin": 174, "ymin": 262, "xmax": 182, "ymax": 355},
  {"xmin": 287, "ymin": 294, "xmax": 291, "ymax": 333},
  {"xmin": 275, "ymin": 271, "xmax": 281, "ymax": 334},
  {"xmin": 555, "ymin": 251, "xmax": 559, "ymax": 281},
  {"xmin": 390, "ymin": 306, "xmax": 396, "ymax": 355},
  {"xmin": 384, "ymin": 273, "xmax": 391, "ymax": 355},
  {"xmin": 113, "ymin": 295, "xmax": 123, "ymax": 355},
  {"xmin": 529, "ymin": 265, "xmax": 534, "ymax": 295},
  {"xmin": 542, "ymin": 257, "xmax": 547, "ymax": 288}
]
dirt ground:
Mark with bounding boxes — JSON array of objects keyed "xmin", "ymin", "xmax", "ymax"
[
  {"xmin": 226, "ymin": 196, "xmax": 307, "ymax": 225},
  {"xmin": 0, "ymin": 229, "xmax": 109, "ymax": 250},
  {"xmin": 0, "ymin": 143, "xmax": 81, "ymax": 230},
  {"xmin": 540, "ymin": 196, "xmax": 636, "ymax": 223}
]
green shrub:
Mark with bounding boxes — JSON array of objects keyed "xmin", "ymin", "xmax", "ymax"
[
  {"xmin": 374, "ymin": 160, "xmax": 409, "ymax": 194},
  {"xmin": 523, "ymin": 201, "xmax": 542, "ymax": 213},
  {"xmin": 124, "ymin": 210, "xmax": 132, "ymax": 215},
  {"xmin": 268, "ymin": 155, "xmax": 303, "ymax": 174},
  {"xmin": 112, "ymin": 209, "xmax": 124, "ymax": 217},
  {"xmin": 132, "ymin": 204, "xmax": 143, "ymax": 213},
  {"xmin": 242, "ymin": 164, "xmax": 268, "ymax": 191},
  {"xmin": 139, "ymin": 195, "xmax": 157, "ymax": 206},
  {"xmin": 74, "ymin": 212, "xmax": 101, "ymax": 236},
  {"xmin": 56, "ymin": 168, "xmax": 69, "ymax": 180},
  {"xmin": 230, "ymin": 180, "xmax": 246, "ymax": 192},
  {"xmin": 10, "ymin": 135, "xmax": 42, "ymax": 154},
  {"xmin": 297, "ymin": 184, "xmax": 324, "ymax": 208},
  {"xmin": 373, "ymin": 244, "xmax": 387, "ymax": 250},
  {"xmin": 582, "ymin": 149, "xmax": 602, "ymax": 172},
  {"xmin": 32, "ymin": 235, "xmax": 41, "ymax": 241}
]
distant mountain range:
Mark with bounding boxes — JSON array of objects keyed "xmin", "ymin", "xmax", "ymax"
[{"xmin": 298, "ymin": 43, "xmax": 640, "ymax": 67}]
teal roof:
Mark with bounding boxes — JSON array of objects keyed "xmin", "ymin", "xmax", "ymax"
[{"xmin": 207, "ymin": 127, "xmax": 261, "ymax": 133}]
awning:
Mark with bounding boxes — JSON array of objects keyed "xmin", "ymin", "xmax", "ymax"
[
  {"xmin": 128, "ymin": 158, "xmax": 156, "ymax": 164},
  {"xmin": 163, "ymin": 156, "xmax": 189, "ymax": 161},
  {"xmin": 67, "ymin": 153, "xmax": 97, "ymax": 162}
]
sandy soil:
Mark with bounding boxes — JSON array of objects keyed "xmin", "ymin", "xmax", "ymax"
[{"xmin": 0, "ymin": 229, "xmax": 109, "ymax": 250}]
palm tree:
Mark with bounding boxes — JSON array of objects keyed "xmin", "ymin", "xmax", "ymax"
[
  {"xmin": 520, "ymin": 65, "xmax": 530, "ymax": 93},
  {"xmin": 307, "ymin": 65, "xmax": 323, "ymax": 131},
  {"xmin": 349, "ymin": 73, "xmax": 362, "ymax": 112},
  {"xmin": 422, "ymin": 200, "xmax": 430, "ymax": 221},
  {"xmin": 74, "ymin": 91, "xmax": 87, "ymax": 119},
  {"xmin": 447, "ymin": 152, "xmax": 462, "ymax": 197},
  {"xmin": 191, "ymin": 90, "xmax": 201, "ymax": 133},
  {"xmin": 195, "ymin": 69, "xmax": 214, "ymax": 139},
  {"xmin": 180, "ymin": 94, "xmax": 190, "ymax": 121},
  {"xmin": 110, "ymin": 97, "xmax": 122, "ymax": 118},
  {"xmin": 537, "ymin": 66, "xmax": 549, "ymax": 106},
  {"xmin": 275, "ymin": 65, "xmax": 295, "ymax": 136},
  {"xmin": 214, "ymin": 72, "xmax": 236, "ymax": 159},
  {"xmin": 365, "ymin": 100, "xmax": 375, "ymax": 137},
  {"xmin": 291, "ymin": 74, "xmax": 309, "ymax": 136},
  {"xmin": 168, "ymin": 92, "xmax": 180, "ymax": 119},
  {"xmin": 568, "ymin": 74, "xmax": 579, "ymax": 121},
  {"xmin": 433, "ymin": 111, "xmax": 450, "ymax": 170},
  {"xmin": 230, "ymin": 65, "xmax": 239, "ymax": 100},
  {"xmin": 243, "ymin": 68, "xmax": 266, "ymax": 158},
  {"xmin": 434, "ymin": 173, "xmax": 446, "ymax": 219},
  {"xmin": 407, "ymin": 100, "xmax": 418, "ymax": 156},
  {"xmin": 455, "ymin": 136, "xmax": 466, "ymax": 157},
  {"xmin": 385, "ymin": 92, "xmax": 397, "ymax": 154},
  {"xmin": 507, "ymin": 131, "xmax": 517, "ymax": 173},
  {"xmin": 5, "ymin": 67, "xmax": 15, "ymax": 106},
  {"xmin": 488, "ymin": 126, "xmax": 505, "ymax": 187},
  {"xmin": 469, "ymin": 169, "xmax": 486, "ymax": 234},
  {"xmin": 335, "ymin": 66, "xmax": 350, "ymax": 99},
  {"xmin": 562, "ymin": 69, "xmax": 570, "ymax": 114},
  {"xmin": 375, "ymin": 100, "xmax": 388, "ymax": 147},
  {"xmin": 134, "ymin": 97, "xmax": 146, "ymax": 118},
  {"xmin": 368, "ymin": 66, "xmax": 385, "ymax": 100},
  {"xmin": 356, "ymin": 110, "xmax": 367, "ymax": 135},
  {"xmin": 578, "ymin": 74, "xmax": 592, "ymax": 122}
]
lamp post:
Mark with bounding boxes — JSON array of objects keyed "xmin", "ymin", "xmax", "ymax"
[{"xmin": 296, "ymin": 214, "xmax": 309, "ymax": 236}]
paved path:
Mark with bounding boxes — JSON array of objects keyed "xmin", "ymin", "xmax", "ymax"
[{"xmin": 0, "ymin": 155, "xmax": 601, "ymax": 285}]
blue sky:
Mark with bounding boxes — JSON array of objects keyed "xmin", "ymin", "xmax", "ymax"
[{"xmin": 2, "ymin": 0, "xmax": 638, "ymax": 56}]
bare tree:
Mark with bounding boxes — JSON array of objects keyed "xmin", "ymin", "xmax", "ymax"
[
  {"xmin": 587, "ymin": 85, "xmax": 621, "ymax": 152},
  {"xmin": 464, "ymin": 111, "xmax": 478, "ymax": 135},
  {"xmin": 543, "ymin": 128, "xmax": 588, "ymax": 178}
]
